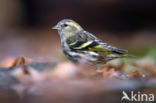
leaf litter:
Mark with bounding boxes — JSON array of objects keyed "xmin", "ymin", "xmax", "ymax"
[{"xmin": 0, "ymin": 49, "xmax": 156, "ymax": 103}]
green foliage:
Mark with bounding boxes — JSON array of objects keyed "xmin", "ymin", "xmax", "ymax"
[{"xmin": 147, "ymin": 46, "xmax": 156, "ymax": 63}]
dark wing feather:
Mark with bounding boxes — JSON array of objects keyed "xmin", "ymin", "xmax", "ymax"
[
  {"xmin": 112, "ymin": 47, "xmax": 128, "ymax": 54},
  {"xmin": 66, "ymin": 30, "xmax": 133, "ymax": 57}
]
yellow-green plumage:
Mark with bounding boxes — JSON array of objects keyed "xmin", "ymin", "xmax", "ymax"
[{"xmin": 53, "ymin": 19, "xmax": 136, "ymax": 64}]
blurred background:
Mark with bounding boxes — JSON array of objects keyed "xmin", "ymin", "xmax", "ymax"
[
  {"xmin": 0, "ymin": 1, "xmax": 156, "ymax": 103},
  {"xmin": 0, "ymin": 0, "xmax": 156, "ymax": 61}
]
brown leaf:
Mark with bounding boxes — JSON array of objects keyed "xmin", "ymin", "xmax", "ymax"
[
  {"xmin": 101, "ymin": 68, "xmax": 122, "ymax": 78},
  {"xmin": 127, "ymin": 70, "xmax": 145, "ymax": 78},
  {"xmin": 134, "ymin": 59, "xmax": 156, "ymax": 77},
  {"xmin": 11, "ymin": 56, "xmax": 27, "ymax": 67}
]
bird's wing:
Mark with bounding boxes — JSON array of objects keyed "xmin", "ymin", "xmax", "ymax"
[
  {"xmin": 67, "ymin": 31, "xmax": 131, "ymax": 57},
  {"xmin": 67, "ymin": 31, "xmax": 111, "ymax": 53},
  {"xmin": 83, "ymin": 31, "xmax": 129, "ymax": 55},
  {"xmin": 95, "ymin": 40, "xmax": 131, "ymax": 57}
]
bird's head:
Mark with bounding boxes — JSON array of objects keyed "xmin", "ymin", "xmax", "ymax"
[{"xmin": 53, "ymin": 19, "xmax": 83, "ymax": 39}]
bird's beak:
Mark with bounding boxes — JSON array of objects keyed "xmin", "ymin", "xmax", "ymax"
[{"xmin": 52, "ymin": 25, "xmax": 60, "ymax": 30}]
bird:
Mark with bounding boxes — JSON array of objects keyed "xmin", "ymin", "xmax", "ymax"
[{"xmin": 52, "ymin": 19, "xmax": 136, "ymax": 65}]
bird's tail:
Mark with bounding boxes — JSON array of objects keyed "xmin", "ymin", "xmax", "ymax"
[
  {"xmin": 120, "ymin": 53, "xmax": 138, "ymax": 58},
  {"xmin": 126, "ymin": 54, "xmax": 138, "ymax": 58}
]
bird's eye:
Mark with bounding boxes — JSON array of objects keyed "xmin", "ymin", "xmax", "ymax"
[{"xmin": 63, "ymin": 24, "xmax": 68, "ymax": 27}]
